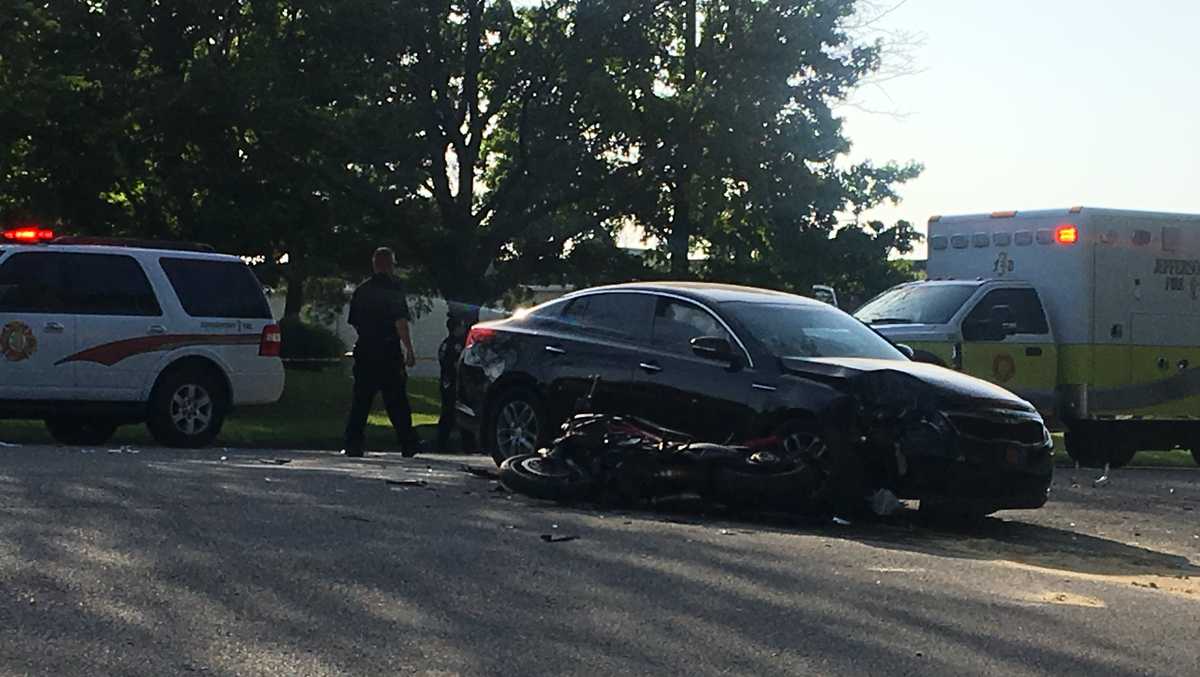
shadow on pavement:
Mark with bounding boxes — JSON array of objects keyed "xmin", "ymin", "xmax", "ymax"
[{"xmin": 0, "ymin": 447, "xmax": 1193, "ymax": 677}]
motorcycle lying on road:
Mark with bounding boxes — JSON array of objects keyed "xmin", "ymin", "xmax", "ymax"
[{"xmin": 498, "ymin": 382, "xmax": 863, "ymax": 513}]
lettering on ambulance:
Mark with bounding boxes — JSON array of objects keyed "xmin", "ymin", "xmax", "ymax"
[{"xmin": 1154, "ymin": 258, "xmax": 1200, "ymax": 299}]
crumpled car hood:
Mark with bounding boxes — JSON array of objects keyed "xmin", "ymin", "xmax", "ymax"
[{"xmin": 779, "ymin": 356, "xmax": 1035, "ymax": 412}]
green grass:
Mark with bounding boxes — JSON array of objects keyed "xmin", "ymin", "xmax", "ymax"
[{"xmin": 0, "ymin": 367, "xmax": 444, "ymax": 450}]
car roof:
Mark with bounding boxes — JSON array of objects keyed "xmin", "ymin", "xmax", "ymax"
[{"xmin": 573, "ymin": 281, "xmax": 824, "ymax": 306}]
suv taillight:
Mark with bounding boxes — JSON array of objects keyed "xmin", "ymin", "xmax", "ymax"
[
  {"xmin": 464, "ymin": 326, "xmax": 496, "ymax": 349},
  {"xmin": 260, "ymin": 323, "xmax": 282, "ymax": 357}
]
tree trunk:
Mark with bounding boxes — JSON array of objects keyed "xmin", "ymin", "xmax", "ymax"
[
  {"xmin": 283, "ymin": 272, "xmax": 306, "ymax": 318},
  {"xmin": 669, "ymin": 181, "xmax": 692, "ymax": 277},
  {"xmin": 669, "ymin": 0, "xmax": 699, "ymax": 278}
]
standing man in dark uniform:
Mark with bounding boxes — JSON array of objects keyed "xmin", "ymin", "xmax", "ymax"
[{"xmin": 342, "ymin": 247, "xmax": 422, "ymax": 458}]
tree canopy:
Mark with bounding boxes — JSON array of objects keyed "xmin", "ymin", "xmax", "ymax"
[{"xmin": 0, "ymin": 0, "xmax": 922, "ymax": 309}]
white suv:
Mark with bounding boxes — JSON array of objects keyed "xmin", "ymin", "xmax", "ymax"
[{"xmin": 0, "ymin": 230, "xmax": 284, "ymax": 447}]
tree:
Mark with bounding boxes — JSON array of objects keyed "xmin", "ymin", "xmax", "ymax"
[
  {"xmin": 0, "ymin": 1, "xmax": 399, "ymax": 315},
  {"xmin": 565, "ymin": 0, "xmax": 922, "ymax": 289}
]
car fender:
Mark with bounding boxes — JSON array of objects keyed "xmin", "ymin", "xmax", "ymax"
[{"xmin": 758, "ymin": 374, "xmax": 855, "ymax": 435}]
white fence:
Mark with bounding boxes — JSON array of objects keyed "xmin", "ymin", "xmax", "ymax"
[{"xmin": 267, "ymin": 293, "xmax": 509, "ymax": 379}]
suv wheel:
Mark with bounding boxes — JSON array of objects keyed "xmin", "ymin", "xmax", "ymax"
[
  {"xmin": 45, "ymin": 418, "xmax": 118, "ymax": 446},
  {"xmin": 486, "ymin": 388, "xmax": 546, "ymax": 466},
  {"xmin": 147, "ymin": 368, "xmax": 228, "ymax": 448}
]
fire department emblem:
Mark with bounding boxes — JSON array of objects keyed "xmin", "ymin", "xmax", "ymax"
[
  {"xmin": 1, "ymin": 321, "xmax": 38, "ymax": 362},
  {"xmin": 992, "ymin": 353, "xmax": 1016, "ymax": 383}
]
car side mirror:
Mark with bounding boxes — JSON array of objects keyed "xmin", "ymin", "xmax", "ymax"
[
  {"xmin": 691, "ymin": 336, "xmax": 735, "ymax": 362},
  {"xmin": 894, "ymin": 343, "xmax": 915, "ymax": 359}
]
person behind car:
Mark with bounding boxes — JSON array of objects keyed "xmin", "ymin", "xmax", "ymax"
[
  {"xmin": 341, "ymin": 247, "xmax": 422, "ymax": 458},
  {"xmin": 435, "ymin": 314, "xmax": 469, "ymax": 452}
]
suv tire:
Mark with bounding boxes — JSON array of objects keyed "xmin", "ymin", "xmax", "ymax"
[
  {"xmin": 45, "ymin": 418, "xmax": 118, "ymax": 446},
  {"xmin": 147, "ymin": 367, "xmax": 228, "ymax": 448}
]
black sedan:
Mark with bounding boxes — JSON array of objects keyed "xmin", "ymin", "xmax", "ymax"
[{"xmin": 456, "ymin": 282, "xmax": 1052, "ymax": 515}]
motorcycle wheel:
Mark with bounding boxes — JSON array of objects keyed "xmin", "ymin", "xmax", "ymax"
[{"xmin": 499, "ymin": 454, "xmax": 593, "ymax": 502}]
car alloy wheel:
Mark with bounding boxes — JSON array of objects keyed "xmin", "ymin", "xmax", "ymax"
[
  {"xmin": 496, "ymin": 399, "xmax": 540, "ymax": 459},
  {"xmin": 169, "ymin": 383, "xmax": 214, "ymax": 436},
  {"xmin": 781, "ymin": 429, "xmax": 828, "ymax": 468}
]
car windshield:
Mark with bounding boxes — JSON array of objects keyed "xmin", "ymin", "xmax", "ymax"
[
  {"xmin": 854, "ymin": 284, "xmax": 977, "ymax": 326},
  {"xmin": 724, "ymin": 301, "xmax": 904, "ymax": 360}
]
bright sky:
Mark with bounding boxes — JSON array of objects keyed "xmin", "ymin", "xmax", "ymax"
[{"xmin": 843, "ymin": 0, "xmax": 1200, "ymax": 255}]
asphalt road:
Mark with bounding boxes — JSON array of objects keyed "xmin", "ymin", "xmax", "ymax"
[{"xmin": 1, "ymin": 443, "xmax": 1197, "ymax": 677}]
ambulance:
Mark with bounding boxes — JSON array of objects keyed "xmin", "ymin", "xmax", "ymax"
[{"xmin": 854, "ymin": 207, "xmax": 1200, "ymax": 468}]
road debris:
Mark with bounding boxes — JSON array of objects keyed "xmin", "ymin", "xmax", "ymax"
[
  {"xmin": 386, "ymin": 479, "xmax": 428, "ymax": 488},
  {"xmin": 461, "ymin": 464, "xmax": 500, "ymax": 480},
  {"xmin": 341, "ymin": 515, "xmax": 372, "ymax": 523},
  {"xmin": 540, "ymin": 534, "xmax": 579, "ymax": 543},
  {"xmin": 832, "ymin": 516, "xmax": 852, "ymax": 526},
  {"xmin": 258, "ymin": 458, "xmax": 292, "ymax": 465},
  {"xmin": 870, "ymin": 489, "xmax": 902, "ymax": 516},
  {"xmin": 0, "ymin": 441, "xmax": 21, "ymax": 448}
]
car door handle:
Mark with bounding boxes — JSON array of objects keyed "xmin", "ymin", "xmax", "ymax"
[
  {"xmin": 1025, "ymin": 347, "xmax": 1043, "ymax": 357},
  {"xmin": 43, "ymin": 321, "xmax": 64, "ymax": 334},
  {"xmin": 148, "ymin": 325, "xmax": 168, "ymax": 335},
  {"xmin": 544, "ymin": 345, "xmax": 566, "ymax": 355},
  {"xmin": 639, "ymin": 362, "xmax": 662, "ymax": 373}
]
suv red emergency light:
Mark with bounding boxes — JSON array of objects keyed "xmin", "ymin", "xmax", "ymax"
[
  {"xmin": 1055, "ymin": 224, "xmax": 1078, "ymax": 245},
  {"xmin": 2, "ymin": 227, "xmax": 55, "ymax": 243}
]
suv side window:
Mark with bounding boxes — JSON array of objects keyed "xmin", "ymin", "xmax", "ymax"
[
  {"xmin": 0, "ymin": 252, "xmax": 69, "ymax": 313},
  {"xmin": 965, "ymin": 288, "xmax": 1049, "ymax": 335},
  {"xmin": 651, "ymin": 297, "xmax": 732, "ymax": 355},
  {"xmin": 64, "ymin": 253, "xmax": 161, "ymax": 316},
  {"xmin": 160, "ymin": 257, "xmax": 272, "ymax": 319},
  {"xmin": 560, "ymin": 293, "xmax": 652, "ymax": 341}
]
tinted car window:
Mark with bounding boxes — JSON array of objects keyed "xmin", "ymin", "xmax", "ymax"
[
  {"xmin": 0, "ymin": 252, "xmax": 69, "ymax": 313},
  {"xmin": 160, "ymin": 258, "xmax": 272, "ymax": 319},
  {"xmin": 560, "ymin": 292, "xmax": 652, "ymax": 340},
  {"xmin": 64, "ymin": 253, "xmax": 161, "ymax": 316},
  {"xmin": 965, "ymin": 289, "xmax": 1049, "ymax": 335},
  {"xmin": 726, "ymin": 301, "xmax": 905, "ymax": 360},
  {"xmin": 651, "ymin": 298, "xmax": 732, "ymax": 355}
]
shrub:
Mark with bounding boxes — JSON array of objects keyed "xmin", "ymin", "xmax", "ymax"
[{"xmin": 279, "ymin": 316, "xmax": 345, "ymax": 364}]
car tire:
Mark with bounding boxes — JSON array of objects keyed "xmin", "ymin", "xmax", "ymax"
[
  {"xmin": 485, "ymin": 388, "xmax": 548, "ymax": 466},
  {"xmin": 1063, "ymin": 427, "xmax": 1105, "ymax": 468},
  {"xmin": 499, "ymin": 454, "xmax": 593, "ymax": 502},
  {"xmin": 147, "ymin": 367, "xmax": 228, "ymax": 448},
  {"xmin": 1192, "ymin": 446, "xmax": 1200, "ymax": 467},
  {"xmin": 1065, "ymin": 424, "xmax": 1136, "ymax": 468},
  {"xmin": 45, "ymin": 418, "xmax": 118, "ymax": 446},
  {"xmin": 1108, "ymin": 445, "xmax": 1138, "ymax": 469}
]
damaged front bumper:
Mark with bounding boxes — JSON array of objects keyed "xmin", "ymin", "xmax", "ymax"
[{"xmin": 885, "ymin": 408, "xmax": 1054, "ymax": 512}]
